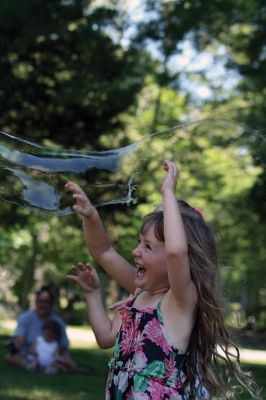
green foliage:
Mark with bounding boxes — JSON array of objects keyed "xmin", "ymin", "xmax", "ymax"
[
  {"xmin": 0, "ymin": 0, "xmax": 265, "ymax": 328},
  {"xmin": 0, "ymin": 0, "xmax": 146, "ymax": 147}
]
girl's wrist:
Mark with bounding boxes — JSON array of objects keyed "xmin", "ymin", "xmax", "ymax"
[
  {"xmin": 85, "ymin": 288, "xmax": 102, "ymax": 305},
  {"xmin": 82, "ymin": 207, "xmax": 96, "ymax": 219},
  {"xmin": 82, "ymin": 207, "xmax": 98, "ymax": 223},
  {"xmin": 84, "ymin": 287, "xmax": 101, "ymax": 297},
  {"xmin": 161, "ymin": 187, "xmax": 176, "ymax": 197}
]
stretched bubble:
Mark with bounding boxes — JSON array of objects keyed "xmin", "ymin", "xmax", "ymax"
[
  {"xmin": 0, "ymin": 130, "xmax": 141, "ymax": 215},
  {"xmin": 0, "ymin": 118, "xmax": 264, "ymax": 215}
]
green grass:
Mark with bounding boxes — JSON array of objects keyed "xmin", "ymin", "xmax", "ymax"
[
  {"xmin": 0, "ymin": 333, "xmax": 111, "ymax": 400},
  {"xmin": 0, "ymin": 333, "xmax": 265, "ymax": 400}
]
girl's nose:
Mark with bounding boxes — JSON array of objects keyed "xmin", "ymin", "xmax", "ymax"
[{"xmin": 132, "ymin": 245, "xmax": 140, "ymax": 257}]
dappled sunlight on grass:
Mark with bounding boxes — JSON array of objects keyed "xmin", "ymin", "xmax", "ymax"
[{"xmin": 67, "ymin": 325, "xmax": 98, "ymax": 349}]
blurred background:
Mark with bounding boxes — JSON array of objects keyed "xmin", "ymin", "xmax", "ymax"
[{"xmin": 0, "ymin": 1, "xmax": 265, "ymax": 399}]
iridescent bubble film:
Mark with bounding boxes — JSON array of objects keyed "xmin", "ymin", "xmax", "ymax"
[
  {"xmin": 0, "ymin": 130, "xmax": 140, "ymax": 215},
  {"xmin": 0, "ymin": 118, "xmax": 264, "ymax": 215}
]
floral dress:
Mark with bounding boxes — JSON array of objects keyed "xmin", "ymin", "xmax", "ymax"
[{"xmin": 106, "ymin": 296, "xmax": 189, "ymax": 400}]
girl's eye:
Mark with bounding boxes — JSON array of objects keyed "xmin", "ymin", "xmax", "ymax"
[{"xmin": 145, "ymin": 244, "xmax": 151, "ymax": 250}]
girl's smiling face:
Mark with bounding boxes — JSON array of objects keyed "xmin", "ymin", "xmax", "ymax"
[{"xmin": 132, "ymin": 224, "xmax": 169, "ymax": 293}]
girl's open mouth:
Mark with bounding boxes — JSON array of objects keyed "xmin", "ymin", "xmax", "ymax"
[{"xmin": 136, "ymin": 263, "xmax": 146, "ymax": 276}]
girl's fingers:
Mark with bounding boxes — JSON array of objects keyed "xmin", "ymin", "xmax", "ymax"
[
  {"xmin": 77, "ymin": 262, "xmax": 87, "ymax": 269},
  {"xmin": 109, "ymin": 295, "xmax": 133, "ymax": 310},
  {"xmin": 72, "ymin": 205, "xmax": 83, "ymax": 213},
  {"xmin": 64, "ymin": 181, "xmax": 73, "ymax": 189},
  {"xmin": 65, "ymin": 182, "xmax": 87, "ymax": 198},
  {"xmin": 65, "ymin": 181, "xmax": 81, "ymax": 190},
  {"xmin": 65, "ymin": 182, "xmax": 79, "ymax": 192},
  {"xmin": 162, "ymin": 160, "xmax": 169, "ymax": 170},
  {"xmin": 73, "ymin": 263, "xmax": 85, "ymax": 273},
  {"xmin": 72, "ymin": 193, "xmax": 83, "ymax": 200},
  {"xmin": 72, "ymin": 262, "xmax": 94, "ymax": 272},
  {"xmin": 66, "ymin": 275, "xmax": 78, "ymax": 282},
  {"xmin": 163, "ymin": 159, "xmax": 178, "ymax": 176},
  {"xmin": 108, "ymin": 300, "xmax": 125, "ymax": 310},
  {"xmin": 72, "ymin": 193, "xmax": 88, "ymax": 202},
  {"xmin": 109, "ymin": 305, "xmax": 124, "ymax": 311},
  {"xmin": 71, "ymin": 263, "xmax": 90, "ymax": 276},
  {"xmin": 163, "ymin": 159, "xmax": 173, "ymax": 172}
]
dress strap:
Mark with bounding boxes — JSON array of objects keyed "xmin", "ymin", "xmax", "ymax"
[
  {"xmin": 134, "ymin": 289, "xmax": 143, "ymax": 298},
  {"xmin": 156, "ymin": 301, "xmax": 164, "ymax": 324}
]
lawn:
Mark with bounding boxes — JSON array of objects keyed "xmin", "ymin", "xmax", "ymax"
[
  {"xmin": 0, "ymin": 332, "xmax": 265, "ymax": 400},
  {"xmin": 0, "ymin": 332, "xmax": 112, "ymax": 400}
]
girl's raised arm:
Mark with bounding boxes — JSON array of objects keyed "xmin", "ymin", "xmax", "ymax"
[
  {"xmin": 65, "ymin": 182, "xmax": 136, "ymax": 294},
  {"xmin": 161, "ymin": 160, "xmax": 197, "ymax": 308}
]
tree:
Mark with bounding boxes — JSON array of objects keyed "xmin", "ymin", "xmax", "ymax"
[
  {"xmin": 0, "ymin": 0, "xmax": 147, "ymax": 148},
  {"xmin": 0, "ymin": 0, "xmax": 149, "ymax": 309}
]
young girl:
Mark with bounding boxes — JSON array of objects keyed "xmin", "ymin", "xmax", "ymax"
[{"xmin": 66, "ymin": 160, "xmax": 260, "ymax": 399}]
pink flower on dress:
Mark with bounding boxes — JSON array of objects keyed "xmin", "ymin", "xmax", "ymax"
[
  {"xmin": 165, "ymin": 355, "xmax": 175, "ymax": 369},
  {"xmin": 126, "ymin": 390, "xmax": 150, "ymax": 400},
  {"xmin": 143, "ymin": 318, "xmax": 172, "ymax": 355},
  {"xmin": 165, "ymin": 356, "xmax": 178, "ymax": 379},
  {"xmin": 148, "ymin": 380, "xmax": 183, "ymax": 400},
  {"xmin": 120, "ymin": 319, "xmax": 141, "ymax": 356},
  {"xmin": 120, "ymin": 307, "xmax": 133, "ymax": 329},
  {"xmin": 147, "ymin": 380, "xmax": 167, "ymax": 400}
]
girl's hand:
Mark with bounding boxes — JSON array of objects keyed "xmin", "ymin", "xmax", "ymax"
[
  {"xmin": 66, "ymin": 263, "xmax": 100, "ymax": 293},
  {"xmin": 65, "ymin": 182, "xmax": 95, "ymax": 217},
  {"xmin": 161, "ymin": 160, "xmax": 179, "ymax": 195}
]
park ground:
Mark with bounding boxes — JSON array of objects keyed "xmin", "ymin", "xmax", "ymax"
[{"xmin": 0, "ymin": 320, "xmax": 265, "ymax": 400}]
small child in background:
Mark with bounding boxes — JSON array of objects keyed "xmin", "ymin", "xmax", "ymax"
[{"xmin": 27, "ymin": 319, "xmax": 61, "ymax": 373}]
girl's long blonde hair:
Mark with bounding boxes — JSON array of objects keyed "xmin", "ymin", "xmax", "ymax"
[{"xmin": 141, "ymin": 203, "xmax": 261, "ymax": 399}]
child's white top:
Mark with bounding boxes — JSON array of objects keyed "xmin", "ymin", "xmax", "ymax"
[{"xmin": 36, "ymin": 335, "xmax": 58, "ymax": 368}]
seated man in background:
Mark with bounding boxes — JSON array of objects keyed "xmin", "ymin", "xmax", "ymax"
[{"xmin": 5, "ymin": 285, "xmax": 79, "ymax": 372}]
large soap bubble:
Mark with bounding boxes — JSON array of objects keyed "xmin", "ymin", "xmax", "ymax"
[
  {"xmin": 0, "ymin": 118, "xmax": 264, "ymax": 215},
  {"xmin": 0, "ymin": 130, "xmax": 140, "ymax": 215}
]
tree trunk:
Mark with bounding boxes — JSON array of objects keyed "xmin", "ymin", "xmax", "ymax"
[{"xmin": 20, "ymin": 231, "xmax": 38, "ymax": 310}]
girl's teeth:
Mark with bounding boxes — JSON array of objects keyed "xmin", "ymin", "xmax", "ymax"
[{"xmin": 136, "ymin": 265, "xmax": 146, "ymax": 275}]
